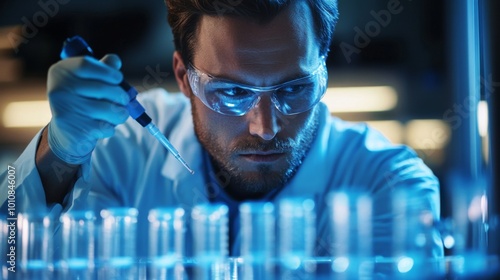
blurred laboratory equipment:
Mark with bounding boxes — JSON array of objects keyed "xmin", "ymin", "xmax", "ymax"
[
  {"xmin": 191, "ymin": 203, "xmax": 229, "ymax": 280},
  {"xmin": 1, "ymin": 215, "xmax": 8, "ymax": 280},
  {"xmin": 2, "ymin": 194, "xmax": 498, "ymax": 279},
  {"xmin": 441, "ymin": 175, "xmax": 494, "ymax": 277},
  {"xmin": 239, "ymin": 201, "xmax": 275, "ymax": 279},
  {"xmin": 17, "ymin": 211, "xmax": 54, "ymax": 280},
  {"xmin": 388, "ymin": 189, "xmax": 442, "ymax": 279},
  {"xmin": 99, "ymin": 207, "xmax": 138, "ymax": 280},
  {"xmin": 278, "ymin": 197, "xmax": 316, "ymax": 279},
  {"xmin": 328, "ymin": 191, "xmax": 373, "ymax": 279},
  {"xmin": 148, "ymin": 207, "xmax": 186, "ymax": 280},
  {"xmin": 57, "ymin": 210, "xmax": 96, "ymax": 279}
]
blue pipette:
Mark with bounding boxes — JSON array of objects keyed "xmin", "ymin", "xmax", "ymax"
[{"xmin": 60, "ymin": 36, "xmax": 194, "ymax": 175}]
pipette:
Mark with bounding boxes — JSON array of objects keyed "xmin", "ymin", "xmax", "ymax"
[{"xmin": 60, "ymin": 36, "xmax": 194, "ymax": 175}]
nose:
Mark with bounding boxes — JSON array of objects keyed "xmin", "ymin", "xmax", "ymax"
[{"xmin": 247, "ymin": 96, "xmax": 280, "ymax": 141}]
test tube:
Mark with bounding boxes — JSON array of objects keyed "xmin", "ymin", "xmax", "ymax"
[
  {"xmin": 148, "ymin": 207, "xmax": 185, "ymax": 280},
  {"xmin": 17, "ymin": 211, "xmax": 54, "ymax": 280},
  {"xmin": 445, "ymin": 176, "xmax": 491, "ymax": 277},
  {"xmin": 99, "ymin": 207, "xmax": 138, "ymax": 280},
  {"xmin": 58, "ymin": 210, "xmax": 96, "ymax": 280},
  {"xmin": 191, "ymin": 203, "xmax": 229, "ymax": 280},
  {"xmin": 1, "ymin": 215, "xmax": 8, "ymax": 280},
  {"xmin": 278, "ymin": 198, "xmax": 316, "ymax": 279},
  {"xmin": 390, "ymin": 188, "xmax": 440, "ymax": 279},
  {"xmin": 239, "ymin": 202, "xmax": 276, "ymax": 279},
  {"xmin": 328, "ymin": 191, "xmax": 373, "ymax": 279}
]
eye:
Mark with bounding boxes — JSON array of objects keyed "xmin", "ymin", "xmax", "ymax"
[
  {"xmin": 276, "ymin": 83, "xmax": 314, "ymax": 96},
  {"xmin": 213, "ymin": 87, "xmax": 249, "ymax": 98}
]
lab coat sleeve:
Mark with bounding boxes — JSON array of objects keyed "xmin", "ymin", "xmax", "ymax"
[
  {"xmin": 0, "ymin": 129, "xmax": 93, "ymax": 217},
  {"xmin": 366, "ymin": 149, "xmax": 445, "ymax": 276},
  {"xmin": 370, "ymin": 149, "xmax": 443, "ymax": 256}
]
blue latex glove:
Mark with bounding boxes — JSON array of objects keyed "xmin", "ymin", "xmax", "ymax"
[{"xmin": 46, "ymin": 54, "xmax": 130, "ymax": 164}]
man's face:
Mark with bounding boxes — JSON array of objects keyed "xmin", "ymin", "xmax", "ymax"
[{"xmin": 177, "ymin": 1, "xmax": 322, "ymax": 200}]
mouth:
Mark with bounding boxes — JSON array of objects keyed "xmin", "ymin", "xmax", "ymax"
[{"xmin": 239, "ymin": 151, "xmax": 286, "ymax": 163}]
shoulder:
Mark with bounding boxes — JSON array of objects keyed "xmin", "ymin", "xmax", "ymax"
[
  {"xmin": 328, "ymin": 115, "xmax": 396, "ymax": 152},
  {"xmin": 326, "ymin": 115, "xmax": 409, "ymax": 163},
  {"xmin": 323, "ymin": 114, "xmax": 438, "ymax": 189}
]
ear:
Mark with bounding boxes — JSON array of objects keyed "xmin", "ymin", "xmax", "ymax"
[{"xmin": 173, "ymin": 51, "xmax": 191, "ymax": 98}]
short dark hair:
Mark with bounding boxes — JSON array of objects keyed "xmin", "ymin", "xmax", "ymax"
[{"xmin": 165, "ymin": 0, "xmax": 339, "ymax": 64}]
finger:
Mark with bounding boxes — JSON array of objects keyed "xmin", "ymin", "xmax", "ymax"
[
  {"xmin": 76, "ymin": 99, "xmax": 130, "ymax": 126},
  {"xmin": 51, "ymin": 56, "xmax": 123, "ymax": 84},
  {"xmin": 56, "ymin": 117, "xmax": 117, "ymax": 141},
  {"xmin": 49, "ymin": 78, "xmax": 130, "ymax": 105},
  {"xmin": 80, "ymin": 120, "xmax": 117, "ymax": 139},
  {"xmin": 51, "ymin": 94, "xmax": 130, "ymax": 125},
  {"xmin": 100, "ymin": 54, "xmax": 122, "ymax": 70}
]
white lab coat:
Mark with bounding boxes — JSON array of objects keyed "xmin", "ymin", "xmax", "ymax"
[{"xmin": 1, "ymin": 88, "xmax": 443, "ymax": 262}]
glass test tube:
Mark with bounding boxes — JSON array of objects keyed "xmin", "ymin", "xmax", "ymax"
[
  {"xmin": 148, "ymin": 207, "xmax": 185, "ymax": 280},
  {"xmin": 328, "ymin": 191, "xmax": 373, "ymax": 279},
  {"xmin": 239, "ymin": 202, "xmax": 276, "ymax": 279},
  {"xmin": 191, "ymin": 203, "xmax": 229, "ymax": 280},
  {"xmin": 278, "ymin": 198, "xmax": 316, "ymax": 278},
  {"xmin": 100, "ymin": 207, "xmax": 138, "ymax": 280},
  {"xmin": 446, "ymin": 176, "xmax": 490, "ymax": 277},
  {"xmin": 390, "ymin": 188, "xmax": 440, "ymax": 279},
  {"xmin": 17, "ymin": 211, "xmax": 54, "ymax": 280},
  {"xmin": 58, "ymin": 210, "xmax": 96, "ymax": 280},
  {"xmin": 1, "ymin": 215, "xmax": 8, "ymax": 280}
]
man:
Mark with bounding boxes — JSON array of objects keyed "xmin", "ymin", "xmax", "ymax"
[{"xmin": 1, "ymin": 0, "xmax": 442, "ymax": 270}]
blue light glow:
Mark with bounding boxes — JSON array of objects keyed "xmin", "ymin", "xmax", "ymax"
[
  {"xmin": 397, "ymin": 257, "xmax": 414, "ymax": 273},
  {"xmin": 443, "ymin": 235, "xmax": 456, "ymax": 249},
  {"xmin": 332, "ymin": 256, "xmax": 350, "ymax": 273}
]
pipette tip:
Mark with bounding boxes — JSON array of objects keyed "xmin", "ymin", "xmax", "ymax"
[
  {"xmin": 145, "ymin": 123, "xmax": 194, "ymax": 175},
  {"xmin": 179, "ymin": 159, "xmax": 195, "ymax": 175}
]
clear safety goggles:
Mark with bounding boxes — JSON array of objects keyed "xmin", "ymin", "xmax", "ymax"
[{"xmin": 186, "ymin": 59, "xmax": 328, "ymax": 116}]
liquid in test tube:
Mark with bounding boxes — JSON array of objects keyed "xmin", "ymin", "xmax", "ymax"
[
  {"xmin": 391, "ymin": 189, "xmax": 438, "ymax": 278},
  {"xmin": 59, "ymin": 210, "xmax": 96, "ymax": 279},
  {"xmin": 328, "ymin": 191, "xmax": 373, "ymax": 278},
  {"xmin": 148, "ymin": 207, "xmax": 186, "ymax": 279},
  {"xmin": 18, "ymin": 211, "xmax": 54, "ymax": 280},
  {"xmin": 191, "ymin": 203, "xmax": 229, "ymax": 280},
  {"xmin": 239, "ymin": 202, "xmax": 276, "ymax": 279},
  {"xmin": 1, "ymin": 215, "xmax": 9, "ymax": 280},
  {"xmin": 100, "ymin": 207, "xmax": 138, "ymax": 280},
  {"xmin": 278, "ymin": 198, "xmax": 316, "ymax": 279}
]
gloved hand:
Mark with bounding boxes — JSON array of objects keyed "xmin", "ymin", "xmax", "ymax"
[{"xmin": 46, "ymin": 54, "xmax": 130, "ymax": 164}]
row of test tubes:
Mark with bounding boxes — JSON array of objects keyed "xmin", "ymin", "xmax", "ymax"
[{"xmin": 1, "ymin": 191, "xmax": 446, "ymax": 279}]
